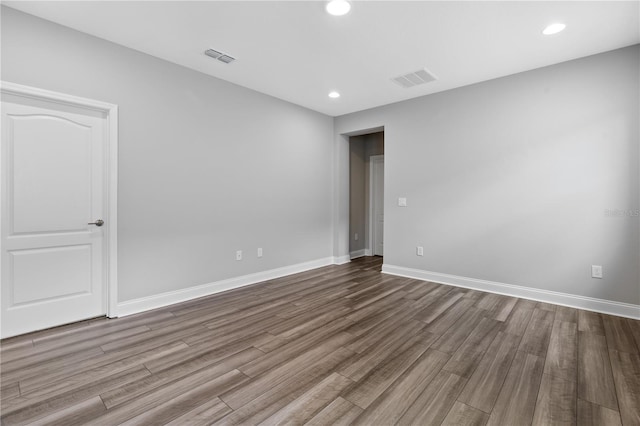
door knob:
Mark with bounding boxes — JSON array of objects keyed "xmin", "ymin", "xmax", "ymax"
[{"xmin": 88, "ymin": 219, "xmax": 104, "ymax": 227}]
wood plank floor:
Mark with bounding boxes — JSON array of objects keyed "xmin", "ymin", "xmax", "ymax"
[{"xmin": 1, "ymin": 256, "xmax": 639, "ymax": 425}]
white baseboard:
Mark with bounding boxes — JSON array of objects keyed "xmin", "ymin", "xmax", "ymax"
[
  {"xmin": 382, "ymin": 264, "xmax": 640, "ymax": 320},
  {"xmin": 118, "ymin": 257, "xmax": 336, "ymax": 317},
  {"xmin": 333, "ymin": 255, "xmax": 351, "ymax": 265},
  {"xmin": 364, "ymin": 249, "xmax": 373, "ymax": 256},
  {"xmin": 350, "ymin": 249, "xmax": 366, "ymax": 259}
]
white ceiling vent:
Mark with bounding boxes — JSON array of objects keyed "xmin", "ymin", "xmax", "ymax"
[
  {"xmin": 392, "ymin": 68, "xmax": 436, "ymax": 88},
  {"xmin": 205, "ymin": 48, "xmax": 236, "ymax": 64}
]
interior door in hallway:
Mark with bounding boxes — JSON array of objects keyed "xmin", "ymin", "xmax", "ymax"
[{"xmin": 1, "ymin": 96, "xmax": 107, "ymax": 338}]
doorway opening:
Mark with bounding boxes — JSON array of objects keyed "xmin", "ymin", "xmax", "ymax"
[{"xmin": 349, "ymin": 131, "xmax": 384, "ymax": 261}]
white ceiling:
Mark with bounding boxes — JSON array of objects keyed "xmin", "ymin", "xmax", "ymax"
[{"xmin": 5, "ymin": 1, "xmax": 639, "ymax": 116}]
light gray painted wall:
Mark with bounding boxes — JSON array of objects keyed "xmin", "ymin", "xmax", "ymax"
[
  {"xmin": 336, "ymin": 45, "xmax": 640, "ymax": 305},
  {"xmin": 364, "ymin": 132, "xmax": 385, "ymax": 158},
  {"xmin": 3, "ymin": 6, "xmax": 637, "ymax": 307},
  {"xmin": 1, "ymin": 7, "xmax": 334, "ymax": 302}
]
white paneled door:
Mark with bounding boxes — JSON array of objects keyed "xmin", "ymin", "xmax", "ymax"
[{"xmin": 1, "ymin": 94, "xmax": 109, "ymax": 337}]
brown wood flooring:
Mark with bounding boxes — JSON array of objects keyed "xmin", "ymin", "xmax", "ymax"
[{"xmin": 1, "ymin": 256, "xmax": 639, "ymax": 425}]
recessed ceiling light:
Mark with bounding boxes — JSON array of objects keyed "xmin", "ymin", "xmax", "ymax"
[
  {"xmin": 543, "ymin": 23, "xmax": 566, "ymax": 35},
  {"xmin": 326, "ymin": 0, "xmax": 351, "ymax": 16},
  {"xmin": 328, "ymin": 91, "xmax": 341, "ymax": 98}
]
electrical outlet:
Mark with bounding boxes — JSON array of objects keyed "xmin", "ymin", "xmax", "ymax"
[
  {"xmin": 416, "ymin": 246, "xmax": 424, "ymax": 256},
  {"xmin": 354, "ymin": 233, "xmax": 359, "ymax": 241},
  {"xmin": 257, "ymin": 247, "xmax": 263, "ymax": 258},
  {"xmin": 591, "ymin": 265, "xmax": 603, "ymax": 279},
  {"xmin": 236, "ymin": 250, "xmax": 242, "ymax": 261}
]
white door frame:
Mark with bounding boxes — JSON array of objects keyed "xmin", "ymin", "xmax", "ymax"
[
  {"xmin": 1, "ymin": 81, "xmax": 119, "ymax": 318},
  {"xmin": 369, "ymin": 155, "xmax": 384, "ymax": 256}
]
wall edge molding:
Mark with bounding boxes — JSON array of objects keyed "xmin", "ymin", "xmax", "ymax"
[
  {"xmin": 382, "ymin": 264, "xmax": 640, "ymax": 320},
  {"xmin": 118, "ymin": 257, "xmax": 336, "ymax": 317}
]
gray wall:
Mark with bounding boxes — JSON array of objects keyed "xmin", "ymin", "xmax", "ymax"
[
  {"xmin": 1, "ymin": 7, "xmax": 334, "ymax": 302},
  {"xmin": 336, "ymin": 45, "xmax": 640, "ymax": 305},
  {"xmin": 3, "ymin": 6, "xmax": 638, "ymax": 307}
]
